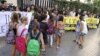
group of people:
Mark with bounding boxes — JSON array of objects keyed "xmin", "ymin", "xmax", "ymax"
[
  {"xmin": 0, "ymin": 0, "xmax": 90, "ymax": 55},
  {"xmin": 6, "ymin": 6, "xmax": 65, "ymax": 56}
]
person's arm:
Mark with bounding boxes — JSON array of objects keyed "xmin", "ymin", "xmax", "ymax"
[{"xmin": 25, "ymin": 35, "xmax": 28, "ymax": 45}]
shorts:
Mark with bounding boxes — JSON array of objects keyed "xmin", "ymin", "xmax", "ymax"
[
  {"xmin": 80, "ymin": 33, "xmax": 86, "ymax": 36},
  {"xmin": 76, "ymin": 32, "xmax": 86, "ymax": 37},
  {"xmin": 55, "ymin": 30, "xmax": 62, "ymax": 37},
  {"xmin": 59, "ymin": 30, "xmax": 64, "ymax": 34}
]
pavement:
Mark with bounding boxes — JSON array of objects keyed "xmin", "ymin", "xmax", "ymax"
[{"xmin": 0, "ymin": 28, "xmax": 100, "ymax": 56}]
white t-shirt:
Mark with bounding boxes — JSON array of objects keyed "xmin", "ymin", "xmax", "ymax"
[
  {"xmin": 81, "ymin": 21, "xmax": 88, "ymax": 34},
  {"xmin": 17, "ymin": 25, "xmax": 28, "ymax": 38},
  {"xmin": 69, "ymin": 11, "xmax": 75, "ymax": 17}
]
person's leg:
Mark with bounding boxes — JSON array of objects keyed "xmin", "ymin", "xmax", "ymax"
[
  {"xmin": 79, "ymin": 35, "xmax": 84, "ymax": 49},
  {"xmin": 54, "ymin": 34, "xmax": 56, "ymax": 43},
  {"xmin": 21, "ymin": 52, "xmax": 26, "ymax": 56},
  {"xmin": 11, "ymin": 45, "xmax": 16, "ymax": 56},
  {"xmin": 59, "ymin": 36, "xmax": 61, "ymax": 46},
  {"xmin": 80, "ymin": 36, "xmax": 84, "ymax": 45},
  {"xmin": 20, "ymin": 53, "xmax": 23, "ymax": 56},
  {"xmin": 50, "ymin": 35, "xmax": 53, "ymax": 47},
  {"xmin": 56, "ymin": 36, "xmax": 59, "ymax": 48},
  {"xmin": 45, "ymin": 33, "xmax": 48, "ymax": 45},
  {"xmin": 61, "ymin": 30, "xmax": 64, "ymax": 36},
  {"xmin": 43, "ymin": 33, "xmax": 48, "ymax": 47},
  {"xmin": 74, "ymin": 32, "xmax": 79, "ymax": 43},
  {"xmin": 56, "ymin": 36, "xmax": 61, "ymax": 48},
  {"xmin": 47, "ymin": 35, "xmax": 50, "ymax": 46}
]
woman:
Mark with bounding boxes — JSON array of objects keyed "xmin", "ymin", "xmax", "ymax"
[
  {"xmin": 17, "ymin": 16, "xmax": 28, "ymax": 56},
  {"xmin": 56, "ymin": 14, "xmax": 64, "ymax": 49},
  {"xmin": 9, "ymin": 12, "xmax": 19, "ymax": 56}
]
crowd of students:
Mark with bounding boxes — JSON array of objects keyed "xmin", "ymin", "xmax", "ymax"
[
  {"xmin": 1, "ymin": 0, "xmax": 91, "ymax": 55},
  {"xmin": 5, "ymin": 6, "xmax": 66, "ymax": 56}
]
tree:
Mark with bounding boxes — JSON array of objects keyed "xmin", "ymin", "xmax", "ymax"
[
  {"xmin": 93, "ymin": 0, "xmax": 100, "ymax": 9},
  {"xmin": 70, "ymin": 0, "xmax": 73, "ymax": 2},
  {"xmin": 77, "ymin": 0, "xmax": 80, "ymax": 2},
  {"xmin": 94, "ymin": 0, "xmax": 100, "ymax": 6},
  {"xmin": 87, "ymin": 0, "xmax": 91, "ymax": 4},
  {"xmin": 93, "ymin": 0, "xmax": 100, "ymax": 13}
]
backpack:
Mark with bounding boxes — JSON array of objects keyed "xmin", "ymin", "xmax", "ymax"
[
  {"xmin": 16, "ymin": 29, "xmax": 26, "ymax": 53},
  {"xmin": 47, "ymin": 24, "xmax": 54, "ymax": 34},
  {"xmin": 6, "ymin": 23, "xmax": 16, "ymax": 44},
  {"xmin": 27, "ymin": 32, "xmax": 41, "ymax": 56}
]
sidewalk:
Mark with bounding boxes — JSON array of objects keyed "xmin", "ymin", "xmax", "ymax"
[
  {"xmin": 0, "ymin": 28, "xmax": 100, "ymax": 56},
  {"xmin": 0, "ymin": 37, "xmax": 6, "ymax": 49}
]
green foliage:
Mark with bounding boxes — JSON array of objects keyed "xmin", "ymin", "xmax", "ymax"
[
  {"xmin": 93, "ymin": 0, "xmax": 100, "ymax": 12},
  {"xmin": 54, "ymin": 1, "xmax": 99, "ymax": 14}
]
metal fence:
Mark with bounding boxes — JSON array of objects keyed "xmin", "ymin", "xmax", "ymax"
[{"xmin": 17, "ymin": 0, "xmax": 53, "ymax": 9}]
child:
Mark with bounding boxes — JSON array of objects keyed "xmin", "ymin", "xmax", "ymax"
[
  {"xmin": 47, "ymin": 19, "xmax": 55, "ymax": 47},
  {"xmin": 7, "ymin": 12, "xmax": 19, "ymax": 56},
  {"xmin": 30, "ymin": 21, "xmax": 45, "ymax": 56},
  {"xmin": 56, "ymin": 14, "xmax": 64, "ymax": 49},
  {"xmin": 17, "ymin": 16, "xmax": 28, "ymax": 56},
  {"xmin": 74, "ymin": 15, "xmax": 88, "ymax": 49}
]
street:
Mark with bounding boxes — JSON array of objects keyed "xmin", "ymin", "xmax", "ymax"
[{"xmin": 0, "ymin": 28, "xmax": 100, "ymax": 56}]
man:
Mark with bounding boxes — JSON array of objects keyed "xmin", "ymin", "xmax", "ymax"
[
  {"xmin": 0, "ymin": 0, "xmax": 9, "ymax": 11},
  {"xmin": 75, "ymin": 9, "xmax": 81, "ymax": 17},
  {"xmin": 69, "ymin": 9, "xmax": 76, "ymax": 17}
]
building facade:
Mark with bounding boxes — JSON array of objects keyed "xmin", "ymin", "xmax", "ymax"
[
  {"xmin": 0, "ymin": 0, "xmax": 53, "ymax": 9},
  {"xmin": 60, "ymin": 0, "xmax": 94, "ymax": 4},
  {"xmin": 17, "ymin": 0, "xmax": 53, "ymax": 9}
]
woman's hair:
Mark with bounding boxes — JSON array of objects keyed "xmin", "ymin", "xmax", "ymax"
[
  {"xmin": 40, "ymin": 14, "xmax": 47, "ymax": 21},
  {"xmin": 32, "ymin": 21, "xmax": 39, "ymax": 33},
  {"xmin": 79, "ymin": 15, "xmax": 84, "ymax": 21},
  {"xmin": 11, "ymin": 12, "xmax": 19, "ymax": 23},
  {"xmin": 21, "ymin": 16, "xmax": 27, "ymax": 23}
]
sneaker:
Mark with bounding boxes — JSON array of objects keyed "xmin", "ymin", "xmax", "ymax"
[
  {"xmin": 41, "ymin": 49, "xmax": 46, "ymax": 55},
  {"xmin": 73, "ymin": 40, "xmax": 76, "ymax": 42},
  {"xmin": 50, "ymin": 45, "xmax": 53, "ymax": 48},
  {"xmin": 79, "ymin": 44, "xmax": 83, "ymax": 49},
  {"xmin": 57, "ymin": 46, "xmax": 59, "ymax": 49},
  {"xmin": 73, "ymin": 40, "xmax": 79, "ymax": 44},
  {"xmin": 76, "ymin": 42, "xmax": 79, "ymax": 44}
]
